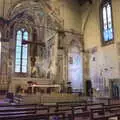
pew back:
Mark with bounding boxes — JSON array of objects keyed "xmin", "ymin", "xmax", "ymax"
[{"xmin": 90, "ymin": 104, "xmax": 120, "ymax": 120}]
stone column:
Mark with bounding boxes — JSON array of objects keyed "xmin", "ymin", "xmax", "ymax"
[{"xmin": 80, "ymin": 34, "xmax": 91, "ymax": 94}]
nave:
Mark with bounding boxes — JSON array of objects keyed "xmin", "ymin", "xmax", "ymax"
[
  {"xmin": 1, "ymin": 0, "xmax": 120, "ymax": 119},
  {"xmin": 0, "ymin": 96, "xmax": 120, "ymax": 120}
]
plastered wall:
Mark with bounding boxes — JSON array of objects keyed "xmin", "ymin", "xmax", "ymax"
[{"xmin": 81, "ymin": 0, "xmax": 120, "ymax": 94}]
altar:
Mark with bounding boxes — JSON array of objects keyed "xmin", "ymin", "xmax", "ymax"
[{"xmin": 28, "ymin": 84, "xmax": 61, "ymax": 94}]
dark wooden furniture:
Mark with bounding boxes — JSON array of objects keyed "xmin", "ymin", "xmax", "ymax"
[{"xmin": 90, "ymin": 104, "xmax": 120, "ymax": 120}]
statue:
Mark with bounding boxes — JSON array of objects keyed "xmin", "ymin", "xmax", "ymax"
[{"xmin": 31, "ymin": 57, "xmax": 37, "ymax": 77}]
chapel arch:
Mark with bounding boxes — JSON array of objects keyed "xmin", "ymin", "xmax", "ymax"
[{"xmin": 5, "ymin": 0, "xmax": 63, "ymax": 81}]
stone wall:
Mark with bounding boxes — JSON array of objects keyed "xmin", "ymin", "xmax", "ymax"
[{"xmin": 80, "ymin": 0, "xmax": 120, "ymax": 96}]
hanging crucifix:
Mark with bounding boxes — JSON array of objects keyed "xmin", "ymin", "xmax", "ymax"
[{"xmin": 22, "ymin": 29, "xmax": 45, "ymax": 77}]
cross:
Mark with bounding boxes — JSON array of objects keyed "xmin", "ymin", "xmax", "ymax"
[{"xmin": 22, "ymin": 40, "xmax": 45, "ymax": 47}]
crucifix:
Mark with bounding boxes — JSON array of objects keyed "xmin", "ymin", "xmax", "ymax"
[
  {"xmin": 22, "ymin": 29, "xmax": 46, "ymax": 77},
  {"xmin": 22, "ymin": 40, "xmax": 45, "ymax": 47}
]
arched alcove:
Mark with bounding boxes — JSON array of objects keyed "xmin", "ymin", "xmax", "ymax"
[{"xmin": 68, "ymin": 40, "xmax": 83, "ymax": 93}]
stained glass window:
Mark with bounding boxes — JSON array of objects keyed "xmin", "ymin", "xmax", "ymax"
[
  {"xmin": 101, "ymin": 0, "xmax": 114, "ymax": 44},
  {"xmin": 15, "ymin": 29, "xmax": 28, "ymax": 73}
]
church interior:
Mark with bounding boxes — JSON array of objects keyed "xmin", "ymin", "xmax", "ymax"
[{"xmin": 0, "ymin": 0, "xmax": 120, "ymax": 119}]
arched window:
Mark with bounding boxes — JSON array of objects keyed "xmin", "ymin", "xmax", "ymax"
[
  {"xmin": 15, "ymin": 28, "xmax": 28, "ymax": 73},
  {"xmin": 100, "ymin": 0, "xmax": 114, "ymax": 45}
]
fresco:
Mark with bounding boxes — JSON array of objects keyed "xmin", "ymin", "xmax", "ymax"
[{"xmin": 68, "ymin": 47, "xmax": 83, "ymax": 92}]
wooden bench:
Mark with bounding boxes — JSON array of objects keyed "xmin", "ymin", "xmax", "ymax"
[
  {"xmin": 0, "ymin": 102, "xmax": 115, "ymax": 120},
  {"xmin": 109, "ymin": 99, "xmax": 120, "ymax": 105},
  {"xmin": 0, "ymin": 104, "xmax": 51, "ymax": 117},
  {"xmin": 73, "ymin": 103, "xmax": 120, "ymax": 120},
  {"xmin": 0, "ymin": 104, "xmax": 37, "ymax": 107},
  {"xmin": 56, "ymin": 101, "xmax": 87, "ymax": 111},
  {"xmin": 90, "ymin": 104, "xmax": 120, "ymax": 120},
  {"xmin": 94, "ymin": 97, "xmax": 120, "ymax": 105},
  {"xmin": 72, "ymin": 103, "xmax": 104, "ymax": 120},
  {"xmin": 56, "ymin": 100, "xmax": 87, "ymax": 106},
  {"xmin": 0, "ymin": 112, "xmax": 65, "ymax": 120},
  {"xmin": 0, "ymin": 106, "xmax": 50, "ymax": 116},
  {"xmin": 55, "ymin": 102, "xmax": 104, "ymax": 119}
]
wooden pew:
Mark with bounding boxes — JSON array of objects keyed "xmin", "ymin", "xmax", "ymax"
[
  {"xmin": 0, "ymin": 103, "xmax": 65, "ymax": 119},
  {"xmin": 0, "ymin": 104, "xmax": 37, "ymax": 108},
  {"xmin": 37, "ymin": 101, "xmax": 88, "ymax": 119},
  {"xmin": 55, "ymin": 102, "xmax": 104, "ymax": 120},
  {"xmin": 96, "ymin": 98, "xmax": 120, "ymax": 105},
  {"xmin": 95, "ymin": 97, "xmax": 120, "ymax": 105},
  {"xmin": 90, "ymin": 104, "xmax": 120, "ymax": 120},
  {"xmin": 0, "ymin": 107, "xmax": 49, "ymax": 116},
  {"xmin": 56, "ymin": 100, "xmax": 87, "ymax": 106},
  {"xmin": 0, "ymin": 103, "xmax": 58, "ymax": 118},
  {"xmin": 39, "ymin": 104, "xmax": 57, "ymax": 113},
  {"xmin": 0, "ymin": 102, "xmax": 106, "ymax": 120},
  {"xmin": 56, "ymin": 100, "xmax": 87, "ymax": 111},
  {"xmin": 73, "ymin": 103, "xmax": 120, "ymax": 120},
  {"xmin": 56, "ymin": 102, "xmax": 104, "ymax": 112},
  {"xmin": 72, "ymin": 103, "xmax": 104, "ymax": 120},
  {"xmin": 0, "ymin": 112, "xmax": 65, "ymax": 120},
  {"xmin": 94, "ymin": 97, "xmax": 119, "ymax": 105},
  {"xmin": 109, "ymin": 98, "xmax": 120, "ymax": 105}
]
